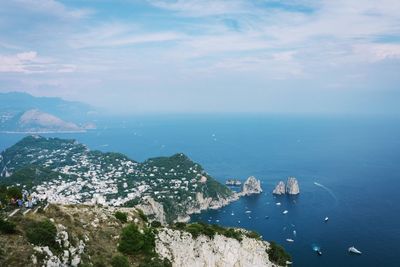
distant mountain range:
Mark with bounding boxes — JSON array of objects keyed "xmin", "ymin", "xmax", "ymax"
[{"xmin": 0, "ymin": 92, "xmax": 97, "ymax": 132}]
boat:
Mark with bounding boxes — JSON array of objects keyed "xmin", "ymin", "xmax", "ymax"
[
  {"xmin": 276, "ymin": 202, "xmax": 281, "ymax": 206},
  {"xmin": 293, "ymin": 230, "xmax": 297, "ymax": 237},
  {"xmin": 283, "ymin": 210, "xmax": 288, "ymax": 214},
  {"xmin": 348, "ymin": 246, "xmax": 362, "ymax": 255},
  {"xmin": 317, "ymin": 249, "xmax": 322, "ymax": 256},
  {"xmin": 324, "ymin": 217, "xmax": 329, "ymax": 222},
  {"xmin": 245, "ymin": 210, "xmax": 251, "ymax": 214},
  {"xmin": 231, "ymin": 212, "xmax": 235, "ymax": 216},
  {"xmin": 286, "ymin": 238, "xmax": 294, "ymax": 242},
  {"xmin": 225, "ymin": 179, "xmax": 242, "ymax": 186},
  {"xmin": 286, "ymin": 261, "xmax": 293, "ymax": 265}
]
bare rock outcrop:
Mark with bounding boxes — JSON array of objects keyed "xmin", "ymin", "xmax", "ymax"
[
  {"xmin": 286, "ymin": 177, "xmax": 300, "ymax": 195},
  {"xmin": 272, "ymin": 181, "xmax": 286, "ymax": 195},
  {"xmin": 156, "ymin": 228, "xmax": 274, "ymax": 267},
  {"xmin": 135, "ymin": 196, "xmax": 166, "ymax": 224},
  {"xmin": 240, "ymin": 176, "xmax": 262, "ymax": 196}
]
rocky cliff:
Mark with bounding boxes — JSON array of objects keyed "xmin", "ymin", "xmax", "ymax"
[
  {"xmin": 136, "ymin": 196, "xmax": 167, "ymax": 225},
  {"xmin": 272, "ymin": 178, "xmax": 300, "ymax": 195},
  {"xmin": 272, "ymin": 181, "xmax": 286, "ymax": 195},
  {"xmin": 156, "ymin": 228, "xmax": 275, "ymax": 267},
  {"xmin": 286, "ymin": 177, "xmax": 300, "ymax": 195},
  {"xmin": 240, "ymin": 176, "xmax": 262, "ymax": 196},
  {"xmin": 1, "ymin": 204, "xmax": 289, "ymax": 267}
]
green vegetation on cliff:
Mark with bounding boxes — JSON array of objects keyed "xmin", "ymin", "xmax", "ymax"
[{"xmin": 0, "ymin": 136, "xmax": 233, "ymax": 223}]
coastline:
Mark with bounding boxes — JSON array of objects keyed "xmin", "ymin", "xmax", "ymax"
[{"xmin": 0, "ymin": 130, "xmax": 87, "ymax": 134}]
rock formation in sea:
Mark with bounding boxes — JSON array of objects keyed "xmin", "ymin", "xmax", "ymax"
[
  {"xmin": 272, "ymin": 181, "xmax": 286, "ymax": 195},
  {"xmin": 156, "ymin": 228, "xmax": 275, "ymax": 267},
  {"xmin": 286, "ymin": 177, "xmax": 300, "ymax": 195},
  {"xmin": 240, "ymin": 176, "xmax": 262, "ymax": 196}
]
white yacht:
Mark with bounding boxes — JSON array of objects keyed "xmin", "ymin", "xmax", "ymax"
[{"xmin": 348, "ymin": 246, "xmax": 362, "ymax": 254}]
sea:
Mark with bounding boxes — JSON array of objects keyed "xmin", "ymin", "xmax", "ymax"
[{"xmin": 1, "ymin": 114, "xmax": 400, "ymax": 267}]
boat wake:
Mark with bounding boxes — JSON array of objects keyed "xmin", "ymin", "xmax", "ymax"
[{"xmin": 314, "ymin": 182, "xmax": 338, "ymax": 205}]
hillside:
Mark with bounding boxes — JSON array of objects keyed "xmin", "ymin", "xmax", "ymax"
[
  {"xmin": 0, "ymin": 204, "xmax": 287, "ymax": 267},
  {"xmin": 0, "ymin": 92, "xmax": 96, "ymax": 132},
  {"xmin": 0, "ymin": 136, "xmax": 235, "ymax": 223}
]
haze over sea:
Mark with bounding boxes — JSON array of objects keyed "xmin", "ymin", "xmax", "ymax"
[{"xmin": 1, "ymin": 114, "xmax": 399, "ymax": 267}]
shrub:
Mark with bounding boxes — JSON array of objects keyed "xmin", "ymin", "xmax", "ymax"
[
  {"xmin": 26, "ymin": 219, "xmax": 58, "ymax": 249},
  {"xmin": 118, "ymin": 224, "xmax": 144, "ymax": 255},
  {"xmin": 111, "ymin": 255, "xmax": 130, "ymax": 267},
  {"xmin": 118, "ymin": 224, "xmax": 156, "ymax": 256},
  {"xmin": 137, "ymin": 209, "xmax": 148, "ymax": 222},
  {"xmin": 115, "ymin": 211, "xmax": 128, "ymax": 223},
  {"xmin": 245, "ymin": 230, "xmax": 261, "ymax": 240},
  {"xmin": 151, "ymin": 221, "xmax": 162, "ymax": 228},
  {"xmin": 141, "ymin": 227, "xmax": 156, "ymax": 255},
  {"xmin": 267, "ymin": 241, "xmax": 291, "ymax": 266},
  {"xmin": 139, "ymin": 257, "xmax": 172, "ymax": 267},
  {"xmin": 174, "ymin": 222, "xmax": 186, "ymax": 229},
  {"xmin": 6, "ymin": 186, "xmax": 22, "ymax": 199},
  {"xmin": 185, "ymin": 222, "xmax": 215, "ymax": 239},
  {"xmin": 222, "ymin": 228, "xmax": 242, "ymax": 242},
  {"xmin": 0, "ymin": 218, "xmax": 16, "ymax": 234}
]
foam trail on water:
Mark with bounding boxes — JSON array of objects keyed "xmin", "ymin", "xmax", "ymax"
[{"xmin": 314, "ymin": 182, "xmax": 338, "ymax": 204}]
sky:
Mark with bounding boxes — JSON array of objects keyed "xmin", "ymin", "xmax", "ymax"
[{"xmin": 0, "ymin": 0, "xmax": 400, "ymax": 115}]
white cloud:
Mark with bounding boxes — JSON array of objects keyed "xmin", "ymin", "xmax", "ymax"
[
  {"xmin": 0, "ymin": 51, "xmax": 76, "ymax": 73},
  {"xmin": 353, "ymin": 43, "xmax": 400, "ymax": 62},
  {"xmin": 69, "ymin": 23, "xmax": 182, "ymax": 49},
  {"xmin": 148, "ymin": 0, "xmax": 251, "ymax": 17},
  {"xmin": 12, "ymin": 0, "xmax": 92, "ymax": 19}
]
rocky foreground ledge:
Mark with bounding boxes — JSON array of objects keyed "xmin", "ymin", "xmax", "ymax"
[
  {"xmin": 156, "ymin": 228, "xmax": 274, "ymax": 267},
  {"xmin": 0, "ymin": 204, "xmax": 289, "ymax": 267}
]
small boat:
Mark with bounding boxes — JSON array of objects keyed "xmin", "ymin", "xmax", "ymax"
[
  {"xmin": 317, "ymin": 249, "xmax": 322, "ymax": 256},
  {"xmin": 324, "ymin": 217, "xmax": 329, "ymax": 222},
  {"xmin": 286, "ymin": 261, "xmax": 293, "ymax": 265},
  {"xmin": 286, "ymin": 238, "xmax": 294, "ymax": 242},
  {"xmin": 348, "ymin": 246, "xmax": 362, "ymax": 255},
  {"xmin": 216, "ymin": 219, "xmax": 220, "ymax": 223},
  {"xmin": 293, "ymin": 230, "xmax": 297, "ymax": 237},
  {"xmin": 283, "ymin": 210, "xmax": 288, "ymax": 214},
  {"xmin": 231, "ymin": 212, "xmax": 235, "ymax": 216},
  {"xmin": 238, "ymin": 220, "xmax": 241, "ymax": 223},
  {"xmin": 245, "ymin": 210, "xmax": 251, "ymax": 214},
  {"xmin": 276, "ymin": 202, "xmax": 281, "ymax": 206}
]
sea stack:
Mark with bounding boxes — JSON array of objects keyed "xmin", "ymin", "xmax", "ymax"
[
  {"xmin": 241, "ymin": 176, "xmax": 262, "ymax": 195},
  {"xmin": 272, "ymin": 181, "xmax": 286, "ymax": 195},
  {"xmin": 286, "ymin": 177, "xmax": 300, "ymax": 195}
]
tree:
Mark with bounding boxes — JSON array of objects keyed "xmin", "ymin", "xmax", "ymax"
[
  {"xmin": 26, "ymin": 219, "xmax": 58, "ymax": 249},
  {"xmin": 115, "ymin": 211, "xmax": 128, "ymax": 223},
  {"xmin": 111, "ymin": 255, "xmax": 130, "ymax": 267},
  {"xmin": 118, "ymin": 224, "xmax": 144, "ymax": 255}
]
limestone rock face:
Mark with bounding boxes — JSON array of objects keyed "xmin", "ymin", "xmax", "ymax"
[
  {"xmin": 272, "ymin": 181, "xmax": 286, "ymax": 195},
  {"xmin": 156, "ymin": 228, "xmax": 274, "ymax": 267},
  {"xmin": 286, "ymin": 177, "xmax": 300, "ymax": 195},
  {"xmin": 135, "ymin": 196, "xmax": 166, "ymax": 224},
  {"xmin": 240, "ymin": 176, "xmax": 262, "ymax": 196}
]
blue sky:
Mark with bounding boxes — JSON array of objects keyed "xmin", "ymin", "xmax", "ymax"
[{"xmin": 0, "ymin": 0, "xmax": 400, "ymax": 114}]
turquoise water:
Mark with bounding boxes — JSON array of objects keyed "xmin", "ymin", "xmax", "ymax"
[{"xmin": 1, "ymin": 115, "xmax": 399, "ymax": 266}]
